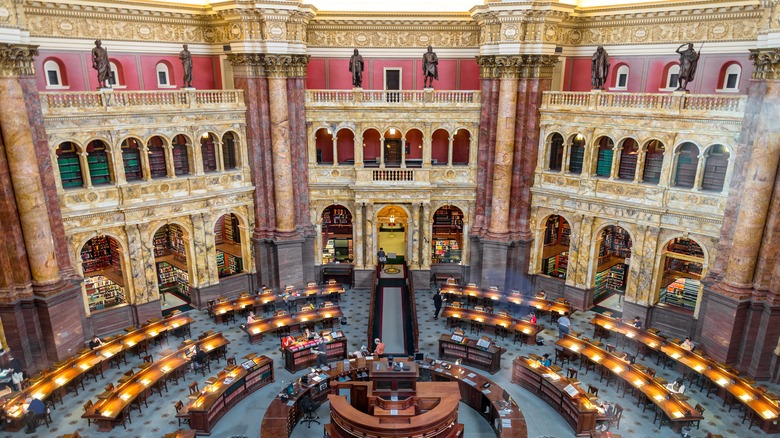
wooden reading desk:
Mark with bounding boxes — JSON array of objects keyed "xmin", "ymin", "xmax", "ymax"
[
  {"xmin": 440, "ymin": 306, "xmax": 542, "ymax": 345},
  {"xmin": 82, "ymin": 332, "xmax": 229, "ymax": 432},
  {"xmin": 556, "ymin": 334, "xmax": 702, "ymax": 432},
  {"xmin": 240, "ymin": 306, "xmax": 344, "ymax": 343},
  {"xmin": 440, "ymin": 285, "xmax": 574, "ymax": 316}
]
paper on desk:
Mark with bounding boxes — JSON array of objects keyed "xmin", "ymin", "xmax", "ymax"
[
  {"xmin": 286, "ymin": 401, "xmax": 295, "ymax": 406},
  {"xmin": 482, "ymin": 389, "xmax": 491, "ymax": 395},
  {"xmin": 501, "ymin": 419, "xmax": 512, "ymax": 427},
  {"xmin": 467, "ymin": 372, "xmax": 477, "ymax": 378},
  {"xmin": 463, "ymin": 379, "xmax": 476, "ymax": 386}
]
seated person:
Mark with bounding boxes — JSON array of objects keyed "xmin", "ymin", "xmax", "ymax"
[
  {"xmin": 681, "ymin": 337, "xmax": 694, "ymax": 351},
  {"xmin": 350, "ymin": 345, "xmax": 370, "ymax": 359},
  {"xmin": 89, "ymin": 335, "xmax": 104, "ymax": 349},
  {"xmin": 536, "ymin": 290, "xmax": 547, "ymax": 300},
  {"xmin": 667, "ymin": 378, "xmax": 686, "ymax": 394},
  {"xmin": 281, "ymin": 335, "xmax": 296, "ymax": 349},
  {"xmin": 632, "ymin": 316, "xmax": 642, "ymax": 328},
  {"xmin": 541, "ymin": 353, "xmax": 552, "ymax": 367},
  {"xmin": 374, "ymin": 338, "xmax": 385, "ymax": 356},
  {"xmin": 247, "ymin": 311, "xmax": 257, "ymax": 324},
  {"xmin": 24, "ymin": 396, "xmax": 46, "ymax": 433},
  {"xmin": 446, "ymin": 275, "xmax": 456, "ymax": 284},
  {"xmin": 527, "ymin": 312, "xmax": 537, "ymax": 325},
  {"xmin": 617, "ymin": 352, "xmax": 635, "ymax": 365},
  {"xmin": 595, "ymin": 401, "xmax": 614, "ymax": 431},
  {"xmin": 191, "ymin": 346, "xmax": 208, "ymax": 371}
]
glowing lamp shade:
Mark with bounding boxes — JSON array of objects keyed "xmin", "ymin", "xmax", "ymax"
[
  {"xmin": 671, "ymin": 353, "xmax": 681, "ymax": 359},
  {"xmin": 717, "ymin": 378, "xmax": 729, "ymax": 387},
  {"xmin": 612, "ymin": 365, "xmax": 623, "ymax": 374},
  {"xmin": 55, "ymin": 377, "xmax": 66, "ymax": 386},
  {"xmin": 253, "ymin": 328, "xmax": 261, "ymax": 334},
  {"xmin": 569, "ymin": 344, "xmax": 580, "ymax": 352},
  {"xmin": 80, "ymin": 363, "xmax": 89, "ymax": 370},
  {"xmin": 103, "ymin": 410, "xmax": 113, "ymax": 417},
  {"xmin": 476, "ymin": 317, "xmax": 484, "ymax": 323},
  {"xmin": 277, "ymin": 322, "xmax": 285, "ymax": 327},
  {"xmin": 324, "ymin": 313, "xmax": 332, "ymax": 318},
  {"xmin": 162, "ymin": 366, "xmax": 170, "ymax": 373},
  {"xmin": 523, "ymin": 328, "xmax": 531, "ymax": 334},
  {"xmin": 535, "ymin": 305, "xmax": 543, "ymax": 309},
  {"xmin": 120, "ymin": 393, "xmax": 131, "ymax": 401},
  {"xmin": 673, "ymin": 411, "xmax": 684, "ymax": 419},
  {"xmin": 694, "ymin": 365, "xmax": 704, "ymax": 372},
  {"xmin": 762, "ymin": 410, "xmax": 777, "ymax": 419},
  {"xmin": 633, "ymin": 379, "xmax": 644, "ymax": 387},
  {"xmin": 740, "ymin": 394, "xmax": 752, "ymax": 401},
  {"xmin": 654, "ymin": 394, "xmax": 664, "ymax": 401},
  {"xmin": 626, "ymin": 332, "xmax": 635, "ymax": 338},
  {"xmin": 126, "ymin": 341, "xmax": 135, "ymax": 347},
  {"xmin": 591, "ymin": 354, "xmax": 601, "ymax": 362},
  {"xmin": 150, "ymin": 331, "xmax": 157, "ymax": 337},
  {"xmin": 172, "ymin": 323, "xmax": 180, "ymax": 328},
  {"xmin": 453, "ymin": 314, "xmax": 460, "ymax": 318},
  {"xmin": 491, "ymin": 296, "xmax": 499, "ymax": 300},
  {"xmin": 604, "ymin": 324, "xmax": 612, "ymax": 330}
]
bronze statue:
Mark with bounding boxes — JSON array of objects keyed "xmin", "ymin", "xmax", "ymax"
[
  {"xmin": 349, "ymin": 48, "xmax": 364, "ymax": 88},
  {"xmin": 422, "ymin": 45, "xmax": 439, "ymax": 88},
  {"xmin": 179, "ymin": 44, "xmax": 193, "ymax": 87},
  {"xmin": 91, "ymin": 40, "xmax": 110, "ymax": 88},
  {"xmin": 591, "ymin": 46, "xmax": 610, "ymax": 90},
  {"xmin": 675, "ymin": 43, "xmax": 700, "ymax": 91}
]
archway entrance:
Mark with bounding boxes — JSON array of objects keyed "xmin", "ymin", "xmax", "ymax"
[
  {"xmin": 153, "ymin": 224, "xmax": 192, "ymax": 312},
  {"xmin": 593, "ymin": 225, "xmax": 632, "ymax": 314},
  {"xmin": 80, "ymin": 235, "xmax": 127, "ymax": 313},
  {"xmin": 431, "ymin": 205, "xmax": 463, "ymax": 264},
  {"xmin": 321, "ymin": 205, "xmax": 354, "ymax": 264},
  {"xmin": 541, "ymin": 215, "xmax": 570, "ymax": 279},
  {"xmin": 377, "ymin": 205, "xmax": 408, "ymax": 264},
  {"xmin": 658, "ymin": 238, "xmax": 704, "ymax": 311}
]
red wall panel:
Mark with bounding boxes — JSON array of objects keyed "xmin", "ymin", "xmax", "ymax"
[
  {"xmin": 307, "ymin": 58, "xmax": 327, "ymax": 89},
  {"xmin": 36, "ymin": 51, "xmax": 88, "ymax": 91},
  {"xmin": 459, "ymin": 59, "xmax": 480, "ymax": 90},
  {"xmin": 329, "ymin": 59, "xmax": 354, "ymax": 90}
]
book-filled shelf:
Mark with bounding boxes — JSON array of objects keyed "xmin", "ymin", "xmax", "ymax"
[
  {"xmin": 215, "ymin": 214, "xmax": 244, "ymax": 277},
  {"xmin": 541, "ymin": 215, "xmax": 571, "ymax": 279},
  {"xmin": 87, "ymin": 150, "xmax": 111, "ymax": 185},
  {"xmin": 659, "ymin": 278, "xmax": 699, "ymax": 310},
  {"xmin": 57, "ymin": 142, "xmax": 83, "ymax": 188},
  {"xmin": 432, "ymin": 238, "xmax": 461, "ymax": 263},
  {"xmin": 438, "ymin": 333, "xmax": 505, "ymax": 374},
  {"xmin": 81, "ymin": 236, "xmax": 125, "ymax": 312},
  {"xmin": 283, "ymin": 337, "xmax": 347, "ymax": 373}
]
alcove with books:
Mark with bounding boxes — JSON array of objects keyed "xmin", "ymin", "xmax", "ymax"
[
  {"xmin": 431, "ymin": 205, "xmax": 463, "ymax": 264},
  {"xmin": 540, "ymin": 215, "xmax": 570, "ymax": 279},
  {"xmin": 658, "ymin": 238, "xmax": 704, "ymax": 311},
  {"xmin": 153, "ymin": 224, "xmax": 191, "ymax": 301},
  {"xmin": 593, "ymin": 225, "xmax": 631, "ymax": 305},
  {"xmin": 80, "ymin": 235, "xmax": 126, "ymax": 312},
  {"xmin": 214, "ymin": 213, "xmax": 244, "ymax": 278}
]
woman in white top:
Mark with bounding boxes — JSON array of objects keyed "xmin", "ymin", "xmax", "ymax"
[{"xmin": 681, "ymin": 337, "xmax": 694, "ymax": 351}]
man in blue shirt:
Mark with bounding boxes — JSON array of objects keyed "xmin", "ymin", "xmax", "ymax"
[
  {"xmin": 632, "ymin": 316, "xmax": 642, "ymax": 328},
  {"xmin": 24, "ymin": 396, "xmax": 46, "ymax": 433},
  {"xmin": 558, "ymin": 312, "xmax": 571, "ymax": 339}
]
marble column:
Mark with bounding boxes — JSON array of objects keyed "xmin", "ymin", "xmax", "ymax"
[
  {"xmin": 79, "ymin": 151, "xmax": 93, "ymax": 187},
  {"xmin": 487, "ymin": 59, "xmax": 520, "ymax": 238},
  {"xmin": 265, "ymin": 56, "xmax": 297, "ymax": 234},
  {"xmin": 354, "ymin": 205, "xmax": 364, "ymax": 269},
  {"xmin": 0, "ymin": 46, "xmax": 61, "ymax": 287},
  {"xmin": 355, "ymin": 132, "xmax": 364, "ymax": 168},
  {"xmin": 692, "ymin": 153, "xmax": 706, "ymax": 191},
  {"xmin": 411, "ymin": 203, "xmax": 421, "ymax": 269},
  {"xmin": 214, "ymin": 141, "xmax": 225, "ymax": 172},
  {"xmin": 190, "ymin": 213, "xmax": 210, "ymax": 287},
  {"xmin": 365, "ymin": 203, "xmax": 375, "ymax": 267},
  {"xmin": 164, "ymin": 144, "xmax": 175, "ymax": 177},
  {"xmin": 422, "ymin": 123, "xmax": 432, "ymax": 167},
  {"xmin": 634, "ymin": 145, "xmax": 647, "ymax": 183},
  {"xmin": 561, "ymin": 141, "xmax": 571, "ymax": 173},
  {"xmin": 473, "ymin": 56, "xmax": 499, "ymax": 236},
  {"xmin": 421, "ymin": 203, "xmax": 432, "ymax": 270}
]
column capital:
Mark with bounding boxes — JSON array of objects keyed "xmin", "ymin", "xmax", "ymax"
[
  {"xmin": 750, "ymin": 48, "xmax": 780, "ymax": 80},
  {"xmin": 264, "ymin": 54, "xmax": 310, "ymax": 78},
  {"xmin": 491, "ymin": 54, "xmax": 558, "ymax": 79},
  {"xmin": 0, "ymin": 44, "xmax": 38, "ymax": 78}
]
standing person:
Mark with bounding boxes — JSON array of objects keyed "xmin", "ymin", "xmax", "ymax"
[
  {"xmin": 315, "ymin": 338, "xmax": 328, "ymax": 367},
  {"xmin": 91, "ymin": 40, "xmax": 110, "ymax": 88},
  {"xmin": 558, "ymin": 312, "xmax": 571, "ymax": 339},
  {"xmin": 433, "ymin": 289, "xmax": 443, "ymax": 320},
  {"xmin": 422, "ymin": 45, "xmax": 439, "ymax": 88},
  {"xmin": 591, "ymin": 45, "xmax": 610, "ymax": 90},
  {"xmin": 377, "ymin": 247, "xmax": 387, "ymax": 270},
  {"xmin": 675, "ymin": 42, "xmax": 700, "ymax": 91},
  {"xmin": 179, "ymin": 44, "xmax": 193, "ymax": 87},
  {"xmin": 8, "ymin": 354, "xmax": 22, "ymax": 392},
  {"xmin": 349, "ymin": 48, "xmax": 364, "ymax": 88}
]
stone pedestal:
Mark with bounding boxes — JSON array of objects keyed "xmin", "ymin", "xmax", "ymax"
[
  {"xmin": 133, "ymin": 300, "xmax": 163, "ymax": 326},
  {"xmin": 34, "ymin": 282, "xmax": 87, "ymax": 363},
  {"xmin": 479, "ymin": 240, "xmax": 509, "ymax": 289},
  {"xmin": 697, "ymin": 284, "xmax": 751, "ymax": 364},
  {"xmin": 563, "ymin": 284, "xmax": 592, "ymax": 312},
  {"xmin": 276, "ymin": 238, "xmax": 306, "ymax": 287}
]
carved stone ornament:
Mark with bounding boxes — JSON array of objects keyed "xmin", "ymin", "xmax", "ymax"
[
  {"xmin": 0, "ymin": 43, "xmax": 38, "ymax": 77},
  {"xmin": 226, "ymin": 53, "xmax": 309, "ymax": 78},
  {"xmin": 750, "ymin": 48, "xmax": 780, "ymax": 80},
  {"xmin": 491, "ymin": 54, "xmax": 559, "ymax": 80}
]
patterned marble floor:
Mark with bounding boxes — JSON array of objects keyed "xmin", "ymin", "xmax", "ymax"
[{"xmin": 11, "ymin": 284, "xmax": 779, "ymax": 438}]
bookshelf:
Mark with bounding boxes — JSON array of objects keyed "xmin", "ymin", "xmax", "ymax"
[
  {"xmin": 57, "ymin": 144, "xmax": 83, "ymax": 188},
  {"xmin": 432, "ymin": 207, "xmax": 463, "ymax": 236},
  {"xmin": 701, "ymin": 146, "xmax": 728, "ymax": 191},
  {"xmin": 674, "ymin": 149, "xmax": 697, "ymax": 188},
  {"xmin": 202, "ymin": 141, "xmax": 217, "ymax": 172},
  {"xmin": 87, "ymin": 151, "xmax": 111, "ymax": 185},
  {"xmin": 666, "ymin": 238, "xmax": 704, "ymax": 259},
  {"xmin": 283, "ymin": 338, "xmax": 347, "ymax": 373},
  {"xmin": 148, "ymin": 147, "xmax": 167, "ymax": 178},
  {"xmin": 617, "ymin": 152, "xmax": 637, "ymax": 180},
  {"xmin": 659, "ymin": 278, "xmax": 699, "ymax": 310},
  {"xmin": 432, "ymin": 239, "xmax": 460, "ymax": 263},
  {"xmin": 122, "ymin": 147, "xmax": 142, "ymax": 181},
  {"xmin": 173, "ymin": 143, "xmax": 189, "ymax": 175},
  {"xmin": 595, "ymin": 149, "xmax": 613, "ymax": 177},
  {"xmin": 606, "ymin": 264, "xmax": 626, "ymax": 291},
  {"xmin": 85, "ymin": 274, "xmax": 125, "ymax": 311},
  {"xmin": 569, "ymin": 145, "xmax": 584, "ymax": 174},
  {"xmin": 438, "ymin": 334, "xmax": 505, "ymax": 374},
  {"xmin": 643, "ymin": 152, "xmax": 664, "ymax": 184},
  {"xmin": 216, "ymin": 250, "xmax": 243, "ymax": 278},
  {"xmin": 594, "ymin": 269, "xmax": 608, "ymax": 302}
]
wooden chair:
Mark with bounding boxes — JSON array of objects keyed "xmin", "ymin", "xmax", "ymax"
[
  {"xmin": 689, "ymin": 403, "xmax": 705, "ymax": 429},
  {"xmin": 83, "ymin": 400, "xmax": 94, "ymax": 426},
  {"xmin": 586, "ymin": 385, "xmax": 599, "ymax": 398},
  {"xmin": 554, "ymin": 347, "xmax": 571, "ymax": 367},
  {"xmin": 227, "ymin": 356, "xmax": 237, "ymax": 366},
  {"xmin": 742, "ymin": 408, "xmax": 758, "ymax": 430},
  {"xmin": 606, "ymin": 344, "xmax": 616, "ymax": 353},
  {"xmin": 115, "ymin": 405, "xmax": 132, "ymax": 430},
  {"xmin": 223, "ymin": 309, "xmax": 236, "ymax": 325},
  {"xmin": 129, "ymin": 390, "xmax": 147, "ymax": 413},
  {"xmin": 152, "ymin": 375, "xmax": 169, "ymax": 396},
  {"xmin": 174, "ymin": 400, "xmax": 190, "ymax": 427},
  {"xmin": 599, "ymin": 365, "xmax": 618, "ymax": 387},
  {"xmin": 605, "ymin": 403, "xmax": 624, "ymax": 430},
  {"xmin": 579, "ymin": 353, "xmax": 597, "ymax": 375},
  {"xmin": 118, "ymin": 369, "xmax": 135, "ymax": 384},
  {"xmin": 653, "ymin": 405, "xmax": 670, "ymax": 430},
  {"xmin": 566, "ymin": 368, "xmax": 579, "ymax": 381},
  {"xmin": 189, "ymin": 381, "xmax": 199, "ymax": 395}
]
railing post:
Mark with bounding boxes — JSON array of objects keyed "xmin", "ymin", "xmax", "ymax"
[
  {"xmin": 187, "ymin": 89, "xmax": 196, "ymax": 109},
  {"xmin": 672, "ymin": 91, "xmax": 685, "ymax": 115},
  {"xmin": 588, "ymin": 90, "xmax": 600, "ymax": 111}
]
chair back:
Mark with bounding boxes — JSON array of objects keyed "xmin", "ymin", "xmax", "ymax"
[
  {"xmin": 124, "ymin": 369, "xmax": 134, "ymax": 377},
  {"xmin": 83, "ymin": 399, "xmax": 93, "ymax": 412},
  {"xmin": 695, "ymin": 403, "xmax": 705, "ymax": 415},
  {"xmin": 189, "ymin": 382, "xmax": 199, "ymax": 394},
  {"xmin": 174, "ymin": 400, "xmax": 183, "ymax": 413},
  {"xmin": 104, "ymin": 383, "xmax": 114, "ymax": 392},
  {"xmin": 587, "ymin": 385, "xmax": 599, "ymax": 397}
]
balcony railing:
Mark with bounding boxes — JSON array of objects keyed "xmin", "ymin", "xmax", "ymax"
[
  {"xmin": 306, "ymin": 89, "xmax": 480, "ymax": 105},
  {"xmin": 542, "ymin": 91, "xmax": 746, "ymax": 118},
  {"xmin": 40, "ymin": 89, "xmax": 245, "ymax": 114},
  {"xmin": 373, "ymin": 169, "xmax": 414, "ymax": 182}
]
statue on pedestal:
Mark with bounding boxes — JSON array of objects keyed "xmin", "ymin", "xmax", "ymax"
[
  {"xmin": 91, "ymin": 40, "xmax": 110, "ymax": 89},
  {"xmin": 349, "ymin": 49, "xmax": 364, "ymax": 88},
  {"xmin": 675, "ymin": 43, "xmax": 700, "ymax": 91},
  {"xmin": 179, "ymin": 44, "xmax": 193, "ymax": 88},
  {"xmin": 422, "ymin": 45, "xmax": 439, "ymax": 88},
  {"xmin": 591, "ymin": 46, "xmax": 610, "ymax": 90}
]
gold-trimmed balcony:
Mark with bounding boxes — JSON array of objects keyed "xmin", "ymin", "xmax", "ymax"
[
  {"xmin": 40, "ymin": 89, "xmax": 245, "ymax": 115},
  {"xmin": 306, "ymin": 89, "xmax": 481, "ymax": 108}
]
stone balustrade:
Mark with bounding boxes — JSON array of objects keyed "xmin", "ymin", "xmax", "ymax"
[
  {"xmin": 306, "ymin": 89, "xmax": 481, "ymax": 106},
  {"xmin": 542, "ymin": 91, "xmax": 746, "ymax": 118},
  {"xmin": 40, "ymin": 89, "xmax": 245, "ymax": 114},
  {"xmin": 310, "ymin": 166, "xmax": 476, "ymax": 188}
]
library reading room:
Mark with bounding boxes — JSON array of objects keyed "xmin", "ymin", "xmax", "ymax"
[{"xmin": 0, "ymin": 0, "xmax": 780, "ymax": 437}]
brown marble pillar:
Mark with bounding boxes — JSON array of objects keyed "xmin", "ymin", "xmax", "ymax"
[
  {"xmin": 0, "ymin": 45, "xmax": 60, "ymax": 287},
  {"xmin": 472, "ymin": 56, "xmax": 499, "ymax": 236},
  {"xmin": 488, "ymin": 57, "xmax": 521, "ymax": 238}
]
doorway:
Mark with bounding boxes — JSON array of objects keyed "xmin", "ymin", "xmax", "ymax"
[
  {"xmin": 384, "ymin": 68, "xmax": 401, "ymax": 102},
  {"xmin": 384, "ymin": 139, "xmax": 402, "ymax": 167},
  {"xmin": 376, "ymin": 205, "xmax": 408, "ymax": 265}
]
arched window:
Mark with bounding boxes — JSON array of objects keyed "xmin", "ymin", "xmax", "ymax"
[
  {"xmin": 548, "ymin": 133, "xmax": 564, "ymax": 171},
  {"xmin": 617, "ymin": 138, "xmax": 639, "ymax": 181},
  {"xmin": 86, "ymin": 140, "xmax": 112, "ymax": 186},
  {"xmin": 81, "ymin": 235, "xmax": 126, "ymax": 312},
  {"xmin": 172, "ymin": 134, "xmax": 190, "ymax": 176},
  {"xmin": 121, "ymin": 138, "xmax": 142, "ymax": 182},
  {"xmin": 201, "ymin": 133, "xmax": 217, "ymax": 172},
  {"xmin": 614, "ymin": 65, "xmax": 629, "ymax": 90},
  {"xmin": 702, "ymin": 144, "xmax": 730, "ymax": 192},
  {"xmin": 594, "ymin": 137, "xmax": 614, "ymax": 177},
  {"xmin": 362, "ymin": 129, "xmax": 381, "ymax": 167},
  {"xmin": 108, "ymin": 61, "xmax": 121, "ymax": 87},
  {"xmin": 405, "ymin": 129, "xmax": 423, "ymax": 167},
  {"xmin": 541, "ymin": 215, "xmax": 570, "ymax": 279},
  {"xmin": 673, "ymin": 142, "xmax": 699, "ymax": 188},
  {"xmin": 43, "ymin": 60, "xmax": 65, "ymax": 88},
  {"xmin": 431, "ymin": 129, "xmax": 449, "ymax": 166},
  {"xmin": 156, "ymin": 62, "xmax": 171, "ymax": 87},
  {"xmin": 720, "ymin": 63, "xmax": 741, "ymax": 91},
  {"xmin": 322, "ymin": 205, "xmax": 354, "ymax": 264},
  {"xmin": 147, "ymin": 136, "xmax": 168, "ymax": 179},
  {"xmin": 336, "ymin": 128, "xmax": 355, "ymax": 165},
  {"xmin": 452, "ymin": 129, "xmax": 470, "ymax": 165},
  {"xmin": 315, "ymin": 128, "xmax": 333, "ymax": 164},
  {"xmin": 56, "ymin": 142, "xmax": 83, "ymax": 188},
  {"xmin": 641, "ymin": 140, "xmax": 665, "ymax": 185},
  {"xmin": 568, "ymin": 134, "xmax": 585, "ymax": 174},
  {"xmin": 214, "ymin": 213, "xmax": 245, "ymax": 277},
  {"xmin": 222, "ymin": 132, "xmax": 238, "ymax": 170},
  {"xmin": 665, "ymin": 64, "xmax": 680, "ymax": 90}
]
